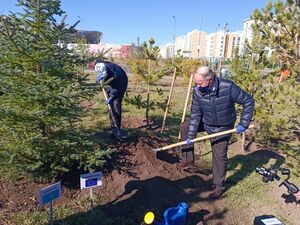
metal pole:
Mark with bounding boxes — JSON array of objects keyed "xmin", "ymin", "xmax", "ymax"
[
  {"xmin": 90, "ymin": 188, "xmax": 94, "ymax": 211},
  {"xmin": 172, "ymin": 16, "xmax": 176, "ymax": 61},
  {"xmin": 50, "ymin": 201, "xmax": 53, "ymax": 225},
  {"xmin": 173, "ymin": 16, "xmax": 176, "ymax": 42},
  {"xmin": 223, "ymin": 22, "xmax": 229, "ymax": 66}
]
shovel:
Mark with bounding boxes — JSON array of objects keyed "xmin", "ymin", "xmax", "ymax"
[
  {"xmin": 154, "ymin": 124, "xmax": 255, "ymax": 152},
  {"xmin": 102, "ymin": 88, "xmax": 128, "ymax": 139},
  {"xmin": 102, "ymin": 88, "xmax": 118, "ymax": 128}
]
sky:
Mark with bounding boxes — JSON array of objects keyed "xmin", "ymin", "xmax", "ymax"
[{"xmin": 0, "ymin": 0, "xmax": 269, "ymax": 46}]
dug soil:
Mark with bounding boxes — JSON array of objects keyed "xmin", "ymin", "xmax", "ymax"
[{"xmin": 1, "ymin": 116, "xmax": 299, "ymax": 225}]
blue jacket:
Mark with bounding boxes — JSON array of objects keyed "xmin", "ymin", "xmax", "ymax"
[
  {"xmin": 101, "ymin": 61, "xmax": 128, "ymax": 100},
  {"xmin": 187, "ymin": 76, "xmax": 254, "ymax": 139}
]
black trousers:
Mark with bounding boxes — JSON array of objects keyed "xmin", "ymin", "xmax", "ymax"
[
  {"xmin": 180, "ymin": 120, "xmax": 231, "ymax": 187},
  {"xmin": 108, "ymin": 97, "xmax": 123, "ymax": 129}
]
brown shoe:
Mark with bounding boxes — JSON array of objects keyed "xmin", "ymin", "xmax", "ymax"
[
  {"xmin": 208, "ymin": 186, "xmax": 225, "ymax": 199},
  {"xmin": 175, "ymin": 162, "xmax": 202, "ymax": 173},
  {"xmin": 175, "ymin": 162, "xmax": 196, "ymax": 169}
]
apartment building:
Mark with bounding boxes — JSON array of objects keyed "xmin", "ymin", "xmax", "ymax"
[
  {"xmin": 160, "ymin": 18, "xmax": 255, "ymax": 59},
  {"xmin": 159, "ymin": 43, "xmax": 174, "ymax": 59},
  {"xmin": 204, "ymin": 30, "xmax": 227, "ymax": 59},
  {"xmin": 174, "ymin": 35, "xmax": 190, "ymax": 57},
  {"xmin": 225, "ymin": 31, "xmax": 243, "ymax": 58},
  {"xmin": 239, "ymin": 18, "xmax": 254, "ymax": 55},
  {"xmin": 204, "ymin": 33, "xmax": 214, "ymax": 58},
  {"xmin": 186, "ymin": 30, "xmax": 207, "ymax": 59}
]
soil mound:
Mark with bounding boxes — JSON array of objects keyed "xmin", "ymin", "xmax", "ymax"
[{"xmin": 97, "ymin": 134, "xmax": 215, "ymax": 224}]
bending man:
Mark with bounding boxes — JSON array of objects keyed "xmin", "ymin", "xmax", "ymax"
[
  {"xmin": 178, "ymin": 66, "xmax": 254, "ymax": 198},
  {"xmin": 92, "ymin": 59, "xmax": 128, "ymax": 138}
]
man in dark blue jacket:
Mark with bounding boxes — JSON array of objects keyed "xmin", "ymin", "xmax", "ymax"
[
  {"xmin": 93, "ymin": 59, "xmax": 128, "ymax": 138},
  {"xmin": 178, "ymin": 66, "xmax": 254, "ymax": 198}
]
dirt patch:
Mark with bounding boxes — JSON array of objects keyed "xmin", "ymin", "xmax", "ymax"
[
  {"xmin": 0, "ymin": 116, "xmax": 299, "ymax": 225},
  {"xmin": 95, "ymin": 134, "xmax": 223, "ymax": 224}
]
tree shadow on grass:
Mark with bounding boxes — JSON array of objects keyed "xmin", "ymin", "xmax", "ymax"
[
  {"xmin": 55, "ymin": 175, "xmax": 228, "ymax": 225},
  {"xmin": 226, "ymin": 149, "xmax": 285, "ymax": 191}
]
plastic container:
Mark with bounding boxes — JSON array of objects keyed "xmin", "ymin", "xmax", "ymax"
[{"xmin": 156, "ymin": 202, "xmax": 188, "ymax": 225}]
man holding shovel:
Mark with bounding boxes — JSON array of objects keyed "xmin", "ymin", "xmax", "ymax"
[
  {"xmin": 178, "ymin": 66, "xmax": 254, "ymax": 198},
  {"xmin": 92, "ymin": 59, "xmax": 128, "ymax": 139}
]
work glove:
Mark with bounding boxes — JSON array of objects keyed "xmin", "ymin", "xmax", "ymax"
[
  {"xmin": 105, "ymin": 97, "xmax": 113, "ymax": 105},
  {"xmin": 236, "ymin": 124, "xmax": 247, "ymax": 134},
  {"xmin": 96, "ymin": 76, "xmax": 104, "ymax": 84},
  {"xmin": 185, "ymin": 138, "xmax": 193, "ymax": 145}
]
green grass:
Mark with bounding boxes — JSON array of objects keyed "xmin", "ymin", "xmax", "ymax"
[
  {"xmin": 11, "ymin": 193, "xmax": 136, "ymax": 225},
  {"xmin": 12, "ymin": 206, "xmax": 137, "ymax": 225},
  {"xmin": 223, "ymin": 147, "xmax": 300, "ymax": 225},
  {"xmin": 7, "ymin": 70, "xmax": 300, "ymax": 225}
]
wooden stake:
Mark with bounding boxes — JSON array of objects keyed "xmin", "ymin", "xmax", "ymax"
[
  {"xmin": 155, "ymin": 124, "xmax": 255, "ymax": 152},
  {"xmin": 161, "ymin": 67, "xmax": 177, "ymax": 133},
  {"xmin": 178, "ymin": 73, "xmax": 194, "ymax": 139}
]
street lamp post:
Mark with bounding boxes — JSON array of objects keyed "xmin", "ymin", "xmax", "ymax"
[
  {"xmin": 197, "ymin": 45, "xmax": 200, "ymax": 60},
  {"xmin": 222, "ymin": 22, "xmax": 229, "ymax": 65},
  {"xmin": 172, "ymin": 16, "xmax": 176, "ymax": 59}
]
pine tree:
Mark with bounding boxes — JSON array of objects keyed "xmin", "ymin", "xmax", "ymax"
[
  {"xmin": 128, "ymin": 38, "xmax": 165, "ymax": 126},
  {"xmin": 230, "ymin": 0, "xmax": 300, "ymax": 153},
  {"xmin": 252, "ymin": 0, "xmax": 300, "ymax": 77},
  {"xmin": 251, "ymin": 0, "xmax": 300, "ymax": 146},
  {"xmin": 165, "ymin": 53, "xmax": 203, "ymax": 83},
  {"xmin": 0, "ymin": 0, "xmax": 111, "ymax": 179}
]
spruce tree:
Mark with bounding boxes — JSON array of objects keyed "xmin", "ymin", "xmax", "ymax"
[{"xmin": 0, "ymin": 0, "xmax": 110, "ymax": 179}]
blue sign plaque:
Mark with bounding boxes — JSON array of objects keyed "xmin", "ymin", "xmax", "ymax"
[
  {"xmin": 80, "ymin": 172, "xmax": 102, "ymax": 189},
  {"xmin": 39, "ymin": 182, "xmax": 61, "ymax": 206}
]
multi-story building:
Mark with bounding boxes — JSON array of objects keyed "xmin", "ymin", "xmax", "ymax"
[
  {"xmin": 205, "ymin": 33, "xmax": 215, "ymax": 59},
  {"xmin": 239, "ymin": 18, "xmax": 254, "ymax": 55},
  {"xmin": 159, "ymin": 43, "xmax": 174, "ymax": 59},
  {"xmin": 160, "ymin": 18, "xmax": 254, "ymax": 59},
  {"xmin": 186, "ymin": 30, "xmax": 207, "ymax": 59},
  {"xmin": 214, "ymin": 30, "xmax": 227, "ymax": 58},
  {"xmin": 174, "ymin": 35, "xmax": 191, "ymax": 57},
  {"xmin": 204, "ymin": 30, "xmax": 227, "ymax": 59},
  {"xmin": 225, "ymin": 31, "xmax": 243, "ymax": 58}
]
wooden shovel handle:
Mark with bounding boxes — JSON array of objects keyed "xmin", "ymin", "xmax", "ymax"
[
  {"xmin": 154, "ymin": 124, "xmax": 255, "ymax": 152},
  {"xmin": 102, "ymin": 88, "xmax": 118, "ymax": 129}
]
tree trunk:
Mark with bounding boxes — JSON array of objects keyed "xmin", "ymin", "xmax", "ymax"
[
  {"xmin": 146, "ymin": 59, "xmax": 151, "ymax": 126},
  {"xmin": 146, "ymin": 83, "xmax": 150, "ymax": 126}
]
